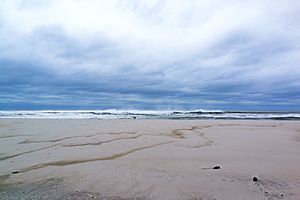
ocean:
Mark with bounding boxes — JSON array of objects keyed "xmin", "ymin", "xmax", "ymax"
[{"xmin": 0, "ymin": 110, "xmax": 299, "ymax": 120}]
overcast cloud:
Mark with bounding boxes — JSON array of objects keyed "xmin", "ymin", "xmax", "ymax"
[{"xmin": 1, "ymin": 0, "xmax": 300, "ymax": 110}]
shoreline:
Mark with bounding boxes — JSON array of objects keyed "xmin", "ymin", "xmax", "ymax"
[{"xmin": 1, "ymin": 110, "xmax": 300, "ymax": 120}]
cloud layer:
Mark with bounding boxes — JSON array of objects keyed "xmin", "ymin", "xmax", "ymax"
[{"xmin": 1, "ymin": 0, "xmax": 300, "ymax": 110}]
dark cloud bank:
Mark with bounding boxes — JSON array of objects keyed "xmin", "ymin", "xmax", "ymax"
[{"xmin": 1, "ymin": 1, "xmax": 300, "ymax": 111}]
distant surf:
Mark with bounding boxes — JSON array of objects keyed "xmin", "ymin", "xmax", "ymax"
[{"xmin": 0, "ymin": 110, "xmax": 300, "ymax": 120}]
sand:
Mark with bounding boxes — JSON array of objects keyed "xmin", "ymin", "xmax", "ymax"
[{"xmin": 0, "ymin": 119, "xmax": 300, "ymax": 200}]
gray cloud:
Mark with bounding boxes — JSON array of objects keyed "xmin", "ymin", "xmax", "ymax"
[{"xmin": 1, "ymin": 0, "xmax": 300, "ymax": 110}]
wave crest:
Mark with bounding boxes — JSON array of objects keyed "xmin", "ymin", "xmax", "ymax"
[{"xmin": 0, "ymin": 110, "xmax": 299, "ymax": 120}]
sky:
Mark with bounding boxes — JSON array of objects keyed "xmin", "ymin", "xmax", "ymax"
[{"xmin": 1, "ymin": 0, "xmax": 300, "ymax": 111}]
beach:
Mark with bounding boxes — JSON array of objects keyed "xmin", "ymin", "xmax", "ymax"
[{"xmin": 0, "ymin": 119, "xmax": 300, "ymax": 200}]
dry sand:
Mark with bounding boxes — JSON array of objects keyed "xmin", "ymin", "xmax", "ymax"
[{"xmin": 0, "ymin": 119, "xmax": 300, "ymax": 200}]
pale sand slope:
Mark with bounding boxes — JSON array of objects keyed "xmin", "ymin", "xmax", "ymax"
[{"xmin": 0, "ymin": 119, "xmax": 300, "ymax": 200}]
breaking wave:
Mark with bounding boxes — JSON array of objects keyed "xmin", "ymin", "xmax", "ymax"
[{"xmin": 0, "ymin": 110, "xmax": 299, "ymax": 120}]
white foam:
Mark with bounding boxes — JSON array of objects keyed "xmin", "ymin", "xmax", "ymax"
[{"xmin": 0, "ymin": 110, "xmax": 299, "ymax": 120}]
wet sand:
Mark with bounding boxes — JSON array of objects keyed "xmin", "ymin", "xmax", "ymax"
[{"xmin": 0, "ymin": 119, "xmax": 300, "ymax": 200}]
